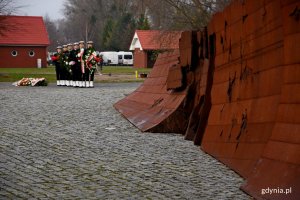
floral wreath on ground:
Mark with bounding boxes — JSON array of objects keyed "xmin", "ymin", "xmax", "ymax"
[{"xmin": 13, "ymin": 78, "xmax": 48, "ymax": 86}]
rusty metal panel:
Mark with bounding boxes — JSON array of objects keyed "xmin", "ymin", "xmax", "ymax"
[
  {"xmin": 271, "ymin": 123, "xmax": 300, "ymax": 143},
  {"xmin": 179, "ymin": 31, "xmax": 192, "ymax": 67},
  {"xmin": 114, "ymin": 49, "xmax": 189, "ymax": 132},
  {"xmin": 243, "ymin": 97, "xmax": 300, "ymax": 199},
  {"xmin": 241, "ymin": 159, "xmax": 300, "ymax": 200},
  {"xmin": 212, "ymin": 12, "xmax": 225, "ymax": 33},
  {"xmin": 115, "ymin": 1, "xmax": 300, "ymax": 199},
  {"xmin": 222, "ymin": 158, "xmax": 258, "ymax": 178},
  {"xmin": 283, "ymin": 64, "xmax": 300, "ymax": 83},
  {"xmin": 181, "ymin": 29, "xmax": 213, "ymax": 143},
  {"xmin": 263, "ymin": 141, "xmax": 300, "ymax": 165},
  {"xmin": 280, "ymin": 0, "xmax": 300, "ymax": 6},
  {"xmin": 245, "ymin": 0, "xmax": 264, "ymax": 14},
  {"xmin": 228, "ymin": 0, "xmax": 243, "ymax": 24},
  {"xmin": 240, "ymin": 1, "xmax": 300, "ymax": 199},
  {"xmin": 209, "ymin": 97, "xmax": 280, "ymax": 125},
  {"xmin": 166, "ymin": 64, "xmax": 182, "ymax": 90},
  {"xmin": 203, "ymin": 1, "xmax": 300, "ymax": 198},
  {"xmin": 284, "ymin": 33, "xmax": 300, "ymax": 64},
  {"xmin": 203, "ymin": 122, "xmax": 274, "ymax": 144},
  {"xmin": 282, "ymin": 1, "xmax": 300, "ymax": 35}
]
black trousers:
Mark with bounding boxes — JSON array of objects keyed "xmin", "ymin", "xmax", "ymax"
[
  {"xmin": 55, "ymin": 64, "xmax": 61, "ymax": 80},
  {"xmin": 74, "ymin": 63, "xmax": 81, "ymax": 81},
  {"xmin": 60, "ymin": 67, "xmax": 66, "ymax": 80},
  {"xmin": 85, "ymin": 68, "xmax": 95, "ymax": 81},
  {"xmin": 66, "ymin": 67, "xmax": 72, "ymax": 81},
  {"xmin": 71, "ymin": 64, "xmax": 77, "ymax": 81}
]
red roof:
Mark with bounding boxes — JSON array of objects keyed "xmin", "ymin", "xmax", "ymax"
[
  {"xmin": 134, "ymin": 30, "xmax": 181, "ymax": 50},
  {"xmin": 0, "ymin": 16, "xmax": 50, "ymax": 46}
]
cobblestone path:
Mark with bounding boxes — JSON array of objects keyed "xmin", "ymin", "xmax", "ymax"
[{"xmin": 0, "ymin": 83, "xmax": 250, "ymax": 199}]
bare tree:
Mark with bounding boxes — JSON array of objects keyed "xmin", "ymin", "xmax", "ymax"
[
  {"xmin": 62, "ymin": 0, "xmax": 110, "ymax": 48},
  {"xmin": 58, "ymin": 0, "xmax": 232, "ymax": 50},
  {"xmin": 61, "ymin": 0, "xmax": 141, "ymax": 50},
  {"xmin": 0, "ymin": 0, "xmax": 16, "ymax": 15},
  {"xmin": 44, "ymin": 15, "xmax": 60, "ymax": 51},
  {"xmin": 149, "ymin": 0, "xmax": 232, "ymax": 30},
  {"xmin": 0, "ymin": 0, "xmax": 21, "ymax": 35}
]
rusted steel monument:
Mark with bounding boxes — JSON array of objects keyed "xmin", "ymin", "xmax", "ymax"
[{"xmin": 114, "ymin": 0, "xmax": 300, "ymax": 199}]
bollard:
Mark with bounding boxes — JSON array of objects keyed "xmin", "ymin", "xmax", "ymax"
[
  {"xmin": 135, "ymin": 70, "xmax": 138, "ymax": 79},
  {"xmin": 37, "ymin": 59, "xmax": 42, "ymax": 68}
]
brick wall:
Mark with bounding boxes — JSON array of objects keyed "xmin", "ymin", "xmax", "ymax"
[
  {"xmin": 133, "ymin": 48, "xmax": 147, "ymax": 68},
  {"xmin": 0, "ymin": 46, "xmax": 48, "ymax": 68}
]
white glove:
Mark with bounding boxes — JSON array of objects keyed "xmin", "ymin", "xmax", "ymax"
[{"xmin": 69, "ymin": 61, "xmax": 75, "ymax": 65}]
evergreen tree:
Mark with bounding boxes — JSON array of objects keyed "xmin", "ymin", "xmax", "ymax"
[
  {"xmin": 102, "ymin": 13, "xmax": 136, "ymax": 51},
  {"xmin": 102, "ymin": 18, "xmax": 116, "ymax": 49},
  {"xmin": 136, "ymin": 14, "xmax": 150, "ymax": 30}
]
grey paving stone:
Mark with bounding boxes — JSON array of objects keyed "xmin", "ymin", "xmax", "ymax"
[{"xmin": 0, "ymin": 82, "xmax": 250, "ymax": 199}]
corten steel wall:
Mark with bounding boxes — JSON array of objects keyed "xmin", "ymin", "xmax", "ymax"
[
  {"xmin": 0, "ymin": 46, "xmax": 47, "ymax": 68},
  {"xmin": 181, "ymin": 30, "xmax": 217, "ymax": 146},
  {"xmin": 202, "ymin": 0, "xmax": 284, "ymax": 178},
  {"xmin": 201, "ymin": 0, "xmax": 300, "ymax": 199},
  {"xmin": 241, "ymin": 0, "xmax": 300, "ymax": 199},
  {"xmin": 115, "ymin": 0, "xmax": 300, "ymax": 199},
  {"xmin": 133, "ymin": 48, "xmax": 147, "ymax": 68},
  {"xmin": 115, "ymin": 31, "xmax": 213, "ymax": 133},
  {"xmin": 114, "ymin": 49, "xmax": 190, "ymax": 133}
]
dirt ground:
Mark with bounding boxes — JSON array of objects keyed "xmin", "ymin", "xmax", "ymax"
[{"xmin": 94, "ymin": 73, "xmax": 146, "ymax": 82}]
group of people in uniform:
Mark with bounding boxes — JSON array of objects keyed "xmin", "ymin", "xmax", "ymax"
[{"xmin": 51, "ymin": 41, "xmax": 100, "ymax": 88}]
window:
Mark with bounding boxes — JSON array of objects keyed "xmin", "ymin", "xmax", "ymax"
[
  {"xmin": 29, "ymin": 50, "xmax": 35, "ymax": 57},
  {"xmin": 118, "ymin": 55, "xmax": 122, "ymax": 59},
  {"xmin": 124, "ymin": 55, "xmax": 132, "ymax": 59},
  {"xmin": 11, "ymin": 50, "xmax": 18, "ymax": 57},
  {"xmin": 132, "ymin": 38, "xmax": 138, "ymax": 45}
]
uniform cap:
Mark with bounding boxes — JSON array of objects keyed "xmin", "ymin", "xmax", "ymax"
[
  {"xmin": 87, "ymin": 41, "xmax": 94, "ymax": 44},
  {"xmin": 67, "ymin": 43, "xmax": 73, "ymax": 46},
  {"xmin": 62, "ymin": 45, "xmax": 68, "ymax": 48},
  {"xmin": 73, "ymin": 42, "xmax": 79, "ymax": 45},
  {"xmin": 56, "ymin": 46, "xmax": 62, "ymax": 49},
  {"xmin": 79, "ymin": 41, "xmax": 85, "ymax": 44}
]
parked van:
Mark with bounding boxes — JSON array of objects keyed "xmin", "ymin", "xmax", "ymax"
[
  {"xmin": 117, "ymin": 51, "xmax": 133, "ymax": 65},
  {"xmin": 99, "ymin": 51, "xmax": 118, "ymax": 65}
]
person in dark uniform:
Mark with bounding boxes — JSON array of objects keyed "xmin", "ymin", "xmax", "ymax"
[
  {"xmin": 83, "ymin": 41, "xmax": 99, "ymax": 88},
  {"xmin": 51, "ymin": 46, "xmax": 63, "ymax": 86},
  {"xmin": 70, "ymin": 42, "xmax": 80, "ymax": 87},
  {"xmin": 98, "ymin": 55, "xmax": 103, "ymax": 75},
  {"xmin": 78, "ymin": 41, "xmax": 86, "ymax": 87},
  {"xmin": 60, "ymin": 44, "xmax": 69, "ymax": 86},
  {"xmin": 66, "ymin": 43, "xmax": 74, "ymax": 87}
]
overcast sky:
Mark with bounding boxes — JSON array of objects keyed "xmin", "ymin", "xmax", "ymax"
[{"xmin": 15, "ymin": 0, "xmax": 65, "ymax": 20}]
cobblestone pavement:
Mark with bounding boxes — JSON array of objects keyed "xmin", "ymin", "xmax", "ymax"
[{"xmin": 0, "ymin": 83, "xmax": 250, "ymax": 199}]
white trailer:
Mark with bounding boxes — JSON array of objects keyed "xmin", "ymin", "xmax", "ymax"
[
  {"xmin": 99, "ymin": 51, "xmax": 118, "ymax": 65},
  {"xmin": 117, "ymin": 51, "xmax": 133, "ymax": 65}
]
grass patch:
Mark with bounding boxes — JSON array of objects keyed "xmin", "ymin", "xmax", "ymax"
[
  {"xmin": 0, "ymin": 65, "xmax": 152, "ymax": 83},
  {"xmin": 0, "ymin": 67, "xmax": 56, "ymax": 74},
  {"xmin": 0, "ymin": 74, "xmax": 57, "ymax": 83},
  {"xmin": 96, "ymin": 78, "xmax": 146, "ymax": 83},
  {"xmin": 0, "ymin": 66, "xmax": 56, "ymax": 83},
  {"xmin": 101, "ymin": 66, "xmax": 152, "ymax": 74}
]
